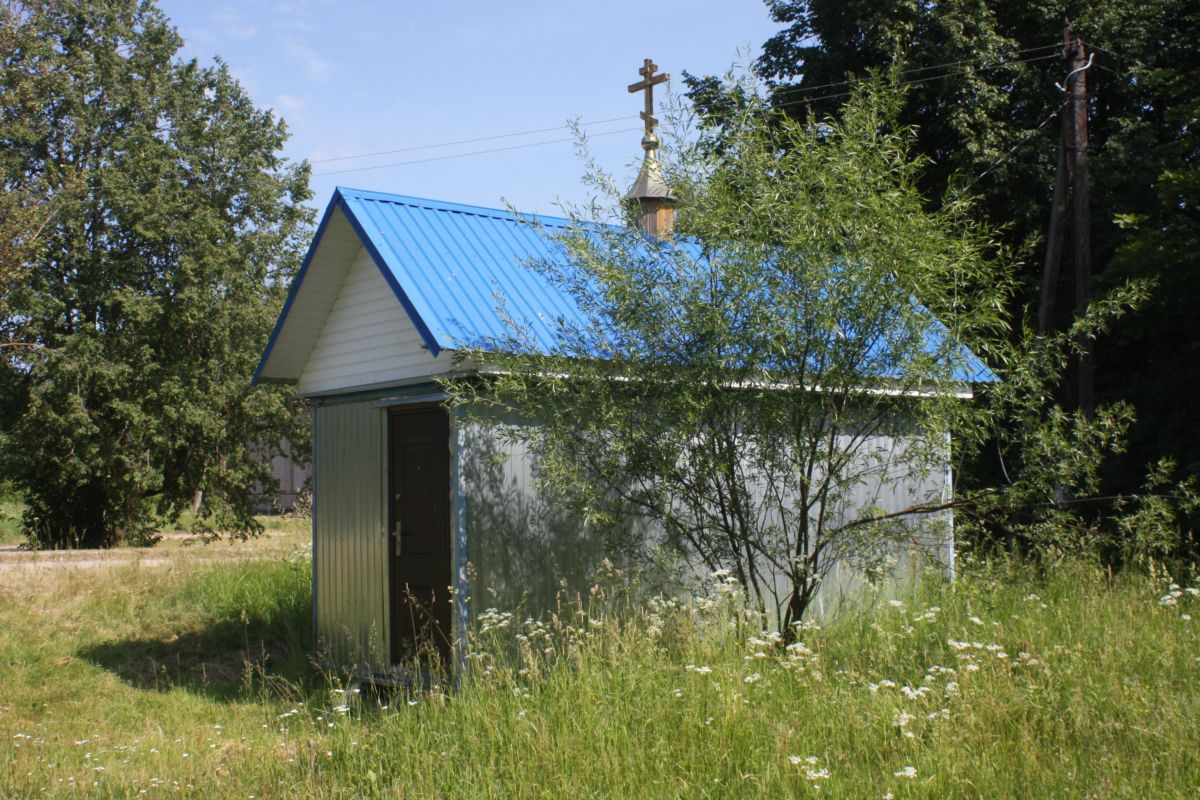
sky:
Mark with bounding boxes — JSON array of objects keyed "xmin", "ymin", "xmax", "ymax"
[{"xmin": 155, "ymin": 0, "xmax": 781, "ymax": 217}]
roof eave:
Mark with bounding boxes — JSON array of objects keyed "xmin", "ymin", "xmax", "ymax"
[{"xmin": 253, "ymin": 189, "xmax": 347, "ymax": 385}]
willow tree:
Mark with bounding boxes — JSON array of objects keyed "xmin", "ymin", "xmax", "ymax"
[
  {"xmin": 444, "ymin": 78, "xmax": 1026, "ymax": 628},
  {"xmin": 0, "ymin": 0, "xmax": 311, "ymax": 547},
  {"xmin": 706, "ymin": 0, "xmax": 1200, "ymax": 537}
]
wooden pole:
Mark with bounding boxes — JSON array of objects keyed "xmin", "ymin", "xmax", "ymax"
[
  {"xmin": 1038, "ymin": 24, "xmax": 1074, "ymax": 335},
  {"xmin": 1067, "ymin": 33, "xmax": 1094, "ymax": 418},
  {"xmin": 1038, "ymin": 23, "xmax": 1094, "ymax": 418},
  {"xmin": 1038, "ymin": 101, "xmax": 1071, "ymax": 334}
]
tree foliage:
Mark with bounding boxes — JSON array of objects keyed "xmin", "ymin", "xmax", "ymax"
[
  {"xmin": 0, "ymin": 0, "xmax": 311, "ymax": 547},
  {"xmin": 445, "ymin": 78, "xmax": 1138, "ymax": 627},
  {"xmin": 0, "ymin": 1, "xmax": 73, "ymax": 320},
  {"xmin": 686, "ymin": 0, "xmax": 1200, "ymax": 532}
]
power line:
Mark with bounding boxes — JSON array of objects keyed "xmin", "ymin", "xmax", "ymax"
[
  {"xmin": 893, "ymin": 42, "xmax": 1062, "ymax": 76},
  {"xmin": 770, "ymin": 53, "xmax": 1061, "ymax": 112},
  {"xmin": 776, "ymin": 53, "xmax": 1063, "ymax": 109},
  {"xmin": 959, "ymin": 99, "xmax": 1070, "ymax": 192},
  {"xmin": 311, "ymin": 115, "xmax": 638, "ymax": 164},
  {"xmin": 313, "ymin": 127, "xmax": 643, "ymax": 177},
  {"xmin": 313, "ymin": 47, "xmax": 1066, "ymax": 172},
  {"xmin": 311, "ymin": 48, "xmax": 1070, "ymax": 178},
  {"xmin": 769, "ymin": 43, "xmax": 1063, "ymax": 102},
  {"xmin": 313, "ymin": 52, "xmax": 1083, "ymax": 178}
]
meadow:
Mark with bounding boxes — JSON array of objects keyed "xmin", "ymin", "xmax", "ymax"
[{"xmin": 0, "ymin": 527, "xmax": 1197, "ymax": 799}]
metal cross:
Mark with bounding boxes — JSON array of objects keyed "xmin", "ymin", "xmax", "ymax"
[{"xmin": 627, "ymin": 58, "xmax": 669, "ymax": 137}]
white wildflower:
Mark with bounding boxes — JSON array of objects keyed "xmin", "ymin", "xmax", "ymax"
[
  {"xmin": 786, "ymin": 642, "xmax": 814, "ymax": 658},
  {"xmin": 894, "ymin": 765, "xmax": 917, "ymax": 779},
  {"xmin": 913, "ymin": 606, "xmax": 940, "ymax": 623}
]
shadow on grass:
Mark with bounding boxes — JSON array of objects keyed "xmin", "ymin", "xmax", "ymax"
[{"xmin": 79, "ymin": 601, "xmax": 318, "ymax": 702}]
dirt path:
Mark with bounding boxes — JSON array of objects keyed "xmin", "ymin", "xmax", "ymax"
[
  {"xmin": 0, "ymin": 554, "xmax": 249, "ymax": 571},
  {"xmin": 0, "ymin": 529, "xmax": 307, "ymax": 572}
]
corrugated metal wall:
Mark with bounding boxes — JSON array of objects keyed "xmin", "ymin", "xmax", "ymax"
[
  {"xmin": 457, "ymin": 410, "xmax": 952, "ymax": 628},
  {"xmin": 311, "ymin": 397, "xmax": 953, "ymax": 667},
  {"xmin": 312, "ymin": 399, "xmax": 390, "ymax": 670},
  {"xmin": 458, "ymin": 412, "xmax": 616, "ymax": 619}
]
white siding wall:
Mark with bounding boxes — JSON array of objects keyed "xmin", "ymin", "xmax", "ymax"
[
  {"xmin": 298, "ymin": 247, "xmax": 450, "ymax": 396},
  {"xmin": 258, "ymin": 208, "xmax": 362, "ymax": 381}
]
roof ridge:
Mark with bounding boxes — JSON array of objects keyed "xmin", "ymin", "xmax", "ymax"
[{"xmin": 336, "ymin": 186, "xmax": 576, "ymax": 229}]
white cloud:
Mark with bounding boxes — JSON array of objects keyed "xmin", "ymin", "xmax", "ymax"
[
  {"xmin": 211, "ymin": 6, "xmax": 258, "ymax": 39},
  {"xmin": 275, "ymin": 94, "xmax": 306, "ymax": 115},
  {"xmin": 283, "ymin": 36, "xmax": 329, "ymax": 77},
  {"xmin": 273, "ymin": 1, "xmax": 315, "ymax": 32}
]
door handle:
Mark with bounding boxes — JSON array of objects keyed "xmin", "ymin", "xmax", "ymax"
[{"xmin": 393, "ymin": 522, "xmax": 402, "ymax": 556}]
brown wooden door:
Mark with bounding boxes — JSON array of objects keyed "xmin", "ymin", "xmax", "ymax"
[{"xmin": 387, "ymin": 407, "xmax": 452, "ymax": 667}]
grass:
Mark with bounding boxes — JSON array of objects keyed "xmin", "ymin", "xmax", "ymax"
[
  {"xmin": 1, "ymin": 545, "xmax": 1197, "ymax": 799},
  {"xmin": 0, "ymin": 495, "xmax": 311, "ymax": 551},
  {"xmin": 0, "ymin": 494, "xmax": 24, "ymax": 545}
]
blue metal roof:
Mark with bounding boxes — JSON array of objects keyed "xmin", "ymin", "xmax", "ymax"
[
  {"xmin": 338, "ymin": 187, "xmax": 592, "ymax": 357},
  {"xmin": 255, "ymin": 187, "xmax": 994, "ymax": 385}
]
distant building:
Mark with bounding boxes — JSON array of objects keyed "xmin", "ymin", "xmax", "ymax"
[{"xmin": 250, "ymin": 436, "xmax": 310, "ymax": 514}]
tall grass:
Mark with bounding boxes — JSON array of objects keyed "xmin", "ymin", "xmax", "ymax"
[{"xmin": 1, "ymin": 551, "xmax": 1197, "ymax": 798}]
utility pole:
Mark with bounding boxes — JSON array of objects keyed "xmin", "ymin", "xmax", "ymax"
[
  {"xmin": 1037, "ymin": 22, "xmax": 1093, "ymax": 417},
  {"xmin": 1037, "ymin": 25, "xmax": 1071, "ymax": 336},
  {"xmin": 1068, "ymin": 30, "xmax": 1093, "ymax": 418}
]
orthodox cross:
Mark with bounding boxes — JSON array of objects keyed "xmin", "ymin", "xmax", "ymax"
[{"xmin": 627, "ymin": 58, "xmax": 669, "ymax": 144}]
